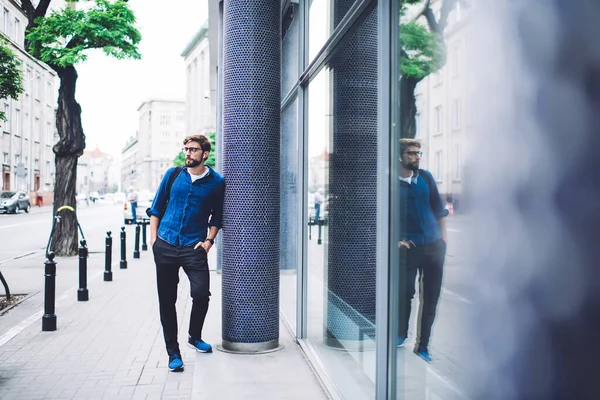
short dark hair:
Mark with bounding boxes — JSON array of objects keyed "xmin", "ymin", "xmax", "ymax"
[
  {"xmin": 399, "ymin": 138, "xmax": 421, "ymax": 155},
  {"xmin": 183, "ymin": 134, "xmax": 211, "ymax": 152}
]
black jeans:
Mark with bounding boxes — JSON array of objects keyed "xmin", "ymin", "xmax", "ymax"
[
  {"xmin": 399, "ymin": 239, "xmax": 446, "ymax": 348},
  {"xmin": 153, "ymin": 238, "xmax": 211, "ymax": 356}
]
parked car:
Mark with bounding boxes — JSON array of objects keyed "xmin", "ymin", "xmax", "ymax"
[
  {"xmin": 0, "ymin": 191, "xmax": 31, "ymax": 214},
  {"xmin": 123, "ymin": 191, "xmax": 154, "ymax": 224}
]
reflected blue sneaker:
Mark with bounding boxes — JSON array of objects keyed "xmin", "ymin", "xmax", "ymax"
[
  {"xmin": 188, "ymin": 337, "xmax": 213, "ymax": 353},
  {"xmin": 168, "ymin": 353, "xmax": 184, "ymax": 372},
  {"xmin": 397, "ymin": 336, "xmax": 406, "ymax": 347},
  {"xmin": 415, "ymin": 346, "xmax": 432, "ymax": 362}
]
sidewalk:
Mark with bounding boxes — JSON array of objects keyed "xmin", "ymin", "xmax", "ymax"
[{"xmin": 0, "ymin": 251, "xmax": 328, "ymax": 399}]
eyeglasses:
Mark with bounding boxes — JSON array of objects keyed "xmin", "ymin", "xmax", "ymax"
[
  {"xmin": 404, "ymin": 151, "xmax": 422, "ymax": 157},
  {"xmin": 182, "ymin": 147, "xmax": 202, "ymax": 154}
]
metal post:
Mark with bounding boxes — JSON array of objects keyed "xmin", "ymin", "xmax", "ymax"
[
  {"xmin": 133, "ymin": 224, "xmax": 141, "ymax": 259},
  {"xmin": 141, "ymin": 221, "xmax": 148, "ymax": 251},
  {"xmin": 317, "ymin": 220, "xmax": 322, "ymax": 245},
  {"xmin": 309, "ymin": 218, "xmax": 312, "ymax": 240},
  {"xmin": 77, "ymin": 240, "xmax": 89, "ymax": 301},
  {"xmin": 42, "ymin": 252, "xmax": 57, "ymax": 331},
  {"xmin": 104, "ymin": 231, "xmax": 113, "ymax": 281},
  {"xmin": 120, "ymin": 226, "xmax": 127, "ymax": 269}
]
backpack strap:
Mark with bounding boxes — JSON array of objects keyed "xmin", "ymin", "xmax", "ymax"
[
  {"xmin": 161, "ymin": 166, "xmax": 183, "ymax": 217},
  {"xmin": 419, "ymin": 169, "xmax": 436, "ymax": 208}
]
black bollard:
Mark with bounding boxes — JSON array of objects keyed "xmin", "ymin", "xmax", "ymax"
[
  {"xmin": 141, "ymin": 221, "xmax": 148, "ymax": 251},
  {"xmin": 133, "ymin": 224, "xmax": 141, "ymax": 259},
  {"xmin": 42, "ymin": 252, "xmax": 57, "ymax": 331},
  {"xmin": 309, "ymin": 218, "xmax": 312, "ymax": 240},
  {"xmin": 317, "ymin": 220, "xmax": 322, "ymax": 245},
  {"xmin": 104, "ymin": 231, "xmax": 113, "ymax": 281},
  {"xmin": 77, "ymin": 240, "xmax": 89, "ymax": 301},
  {"xmin": 120, "ymin": 226, "xmax": 127, "ymax": 269}
]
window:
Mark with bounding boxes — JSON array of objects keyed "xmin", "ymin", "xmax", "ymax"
[
  {"xmin": 34, "ymin": 159, "xmax": 39, "ymax": 169},
  {"xmin": 455, "ymin": 145, "xmax": 462, "ymax": 180},
  {"xmin": 176, "ymin": 111, "xmax": 184, "ymax": 121},
  {"xmin": 14, "ymin": 18, "xmax": 20, "ymax": 44},
  {"xmin": 14, "ymin": 154, "xmax": 20, "ymax": 165},
  {"xmin": 452, "ymin": 99, "xmax": 461, "ymax": 129},
  {"xmin": 435, "ymin": 151, "xmax": 443, "ymax": 181},
  {"xmin": 2, "ymin": 8, "xmax": 8, "ymax": 34},
  {"xmin": 34, "ymin": 76, "xmax": 42, "ymax": 99},
  {"xmin": 453, "ymin": 45, "xmax": 461, "ymax": 77},
  {"xmin": 455, "ymin": 1, "xmax": 462, "ymax": 22},
  {"xmin": 162, "ymin": 131, "xmax": 169, "ymax": 137},
  {"xmin": 14, "ymin": 109, "xmax": 20, "ymax": 136},
  {"xmin": 46, "ymin": 82, "xmax": 53, "ymax": 104},
  {"xmin": 46, "ymin": 122, "xmax": 52, "ymax": 144},
  {"xmin": 25, "ymin": 68, "xmax": 32, "ymax": 95},
  {"xmin": 3, "ymin": 153, "xmax": 8, "ymax": 164},
  {"xmin": 34, "ymin": 117, "xmax": 40, "ymax": 142},
  {"xmin": 160, "ymin": 113, "xmax": 171, "ymax": 127},
  {"xmin": 24, "ymin": 113, "xmax": 29, "ymax": 139},
  {"xmin": 435, "ymin": 68, "xmax": 443, "ymax": 85},
  {"xmin": 434, "ymin": 105, "xmax": 442, "ymax": 135},
  {"xmin": 3, "ymin": 103, "xmax": 9, "ymax": 131}
]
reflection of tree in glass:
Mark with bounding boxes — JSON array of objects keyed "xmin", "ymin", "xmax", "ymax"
[
  {"xmin": 400, "ymin": 0, "xmax": 468, "ymax": 138},
  {"xmin": 25, "ymin": 0, "xmax": 142, "ymax": 256}
]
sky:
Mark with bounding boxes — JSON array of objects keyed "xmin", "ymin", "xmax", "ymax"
[{"xmin": 74, "ymin": 0, "xmax": 207, "ymax": 159}]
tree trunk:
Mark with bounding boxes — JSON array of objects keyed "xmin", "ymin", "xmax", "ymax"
[
  {"xmin": 51, "ymin": 66, "xmax": 85, "ymax": 257},
  {"xmin": 399, "ymin": 77, "xmax": 420, "ymax": 139}
]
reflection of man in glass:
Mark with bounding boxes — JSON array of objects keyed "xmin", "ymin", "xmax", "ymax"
[{"xmin": 398, "ymin": 139, "xmax": 448, "ymax": 363}]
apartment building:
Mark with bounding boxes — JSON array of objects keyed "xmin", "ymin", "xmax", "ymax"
[
  {"xmin": 181, "ymin": 21, "xmax": 215, "ymax": 137},
  {"xmin": 1, "ymin": 0, "xmax": 58, "ymax": 196},
  {"xmin": 121, "ymin": 100, "xmax": 185, "ymax": 193}
]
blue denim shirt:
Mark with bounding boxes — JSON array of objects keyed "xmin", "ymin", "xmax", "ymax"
[
  {"xmin": 399, "ymin": 169, "xmax": 447, "ymax": 246},
  {"xmin": 146, "ymin": 166, "xmax": 225, "ymax": 247}
]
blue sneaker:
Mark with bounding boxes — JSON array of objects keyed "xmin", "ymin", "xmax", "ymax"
[
  {"xmin": 415, "ymin": 346, "xmax": 432, "ymax": 362},
  {"xmin": 188, "ymin": 337, "xmax": 213, "ymax": 353},
  {"xmin": 168, "ymin": 353, "xmax": 184, "ymax": 372},
  {"xmin": 397, "ymin": 336, "xmax": 406, "ymax": 347}
]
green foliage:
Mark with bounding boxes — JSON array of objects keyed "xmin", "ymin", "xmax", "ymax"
[
  {"xmin": 400, "ymin": 21, "xmax": 445, "ymax": 79},
  {"xmin": 27, "ymin": 0, "xmax": 141, "ymax": 68},
  {"xmin": 173, "ymin": 132, "xmax": 217, "ymax": 168},
  {"xmin": 0, "ymin": 41, "xmax": 24, "ymax": 121}
]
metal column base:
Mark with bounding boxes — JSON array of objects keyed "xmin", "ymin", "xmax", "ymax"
[
  {"xmin": 42, "ymin": 315, "xmax": 56, "ymax": 331},
  {"xmin": 218, "ymin": 339, "xmax": 284, "ymax": 354}
]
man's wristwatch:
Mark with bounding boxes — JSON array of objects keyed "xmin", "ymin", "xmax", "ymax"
[{"xmin": 205, "ymin": 237, "xmax": 215, "ymax": 245}]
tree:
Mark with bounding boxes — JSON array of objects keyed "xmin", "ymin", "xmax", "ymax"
[
  {"xmin": 25, "ymin": 0, "xmax": 141, "ymax": 256},
  {"xmin": 400, "ymin": 0, "xmax": 466, "ymax": 138},
  {"xmin": 0, "ymin": 40, "xmax": 24, "ymax": 121},
  {"xmin": 173, "ymin": 131, "xmax": 217, "ymax": 168}
]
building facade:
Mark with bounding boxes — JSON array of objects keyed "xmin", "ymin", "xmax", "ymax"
[
  {"xmin": 120, "ymin": 100, "xmax": 185, "ymax": 193},
  {"xmin": 76, "ymin": 146, "xmax": 115, "ymax": 196},
  {"xmin": 1, "ymin": 0, "xmax": 58, "ymax": 199},
  {"xmin": 181, "ymin": 22, "xmax": 215, "ymax": 137},
  {"xmin": 208, "ymin": 0, "xmax": 470, "ymax": 399}
]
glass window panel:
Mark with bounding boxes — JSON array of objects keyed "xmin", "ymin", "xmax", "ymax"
[
  {"xmin": 308, "ymin": 0, "xmax": 359, "ymax": 63},
  {"xmin": 306, "ymin": 5, "xmax": 378, "ymax": 399},
  {"xmin": 393, "ymin": 1, "xmax": 471, "ymax": 398},
  {"xmin": 280, "ymin": 98, "xmax": 299, "ymax": 329}
]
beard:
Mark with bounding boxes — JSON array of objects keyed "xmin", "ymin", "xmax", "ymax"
[
  {"xmin": 185, "ymin": 158, "xmax": 202, "ymax": 168},
  {"xmin": 403, "ymin": 160, "xmax": 420, "ymax": 171}
]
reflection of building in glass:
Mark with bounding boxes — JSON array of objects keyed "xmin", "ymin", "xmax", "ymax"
[
  {"xmin": 415, "ymin": 0, "xmax": 471, "ymax": 207},
  {"xmin": 308, "ymin": 151, "xmax": 329, "ymax": 193}
]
